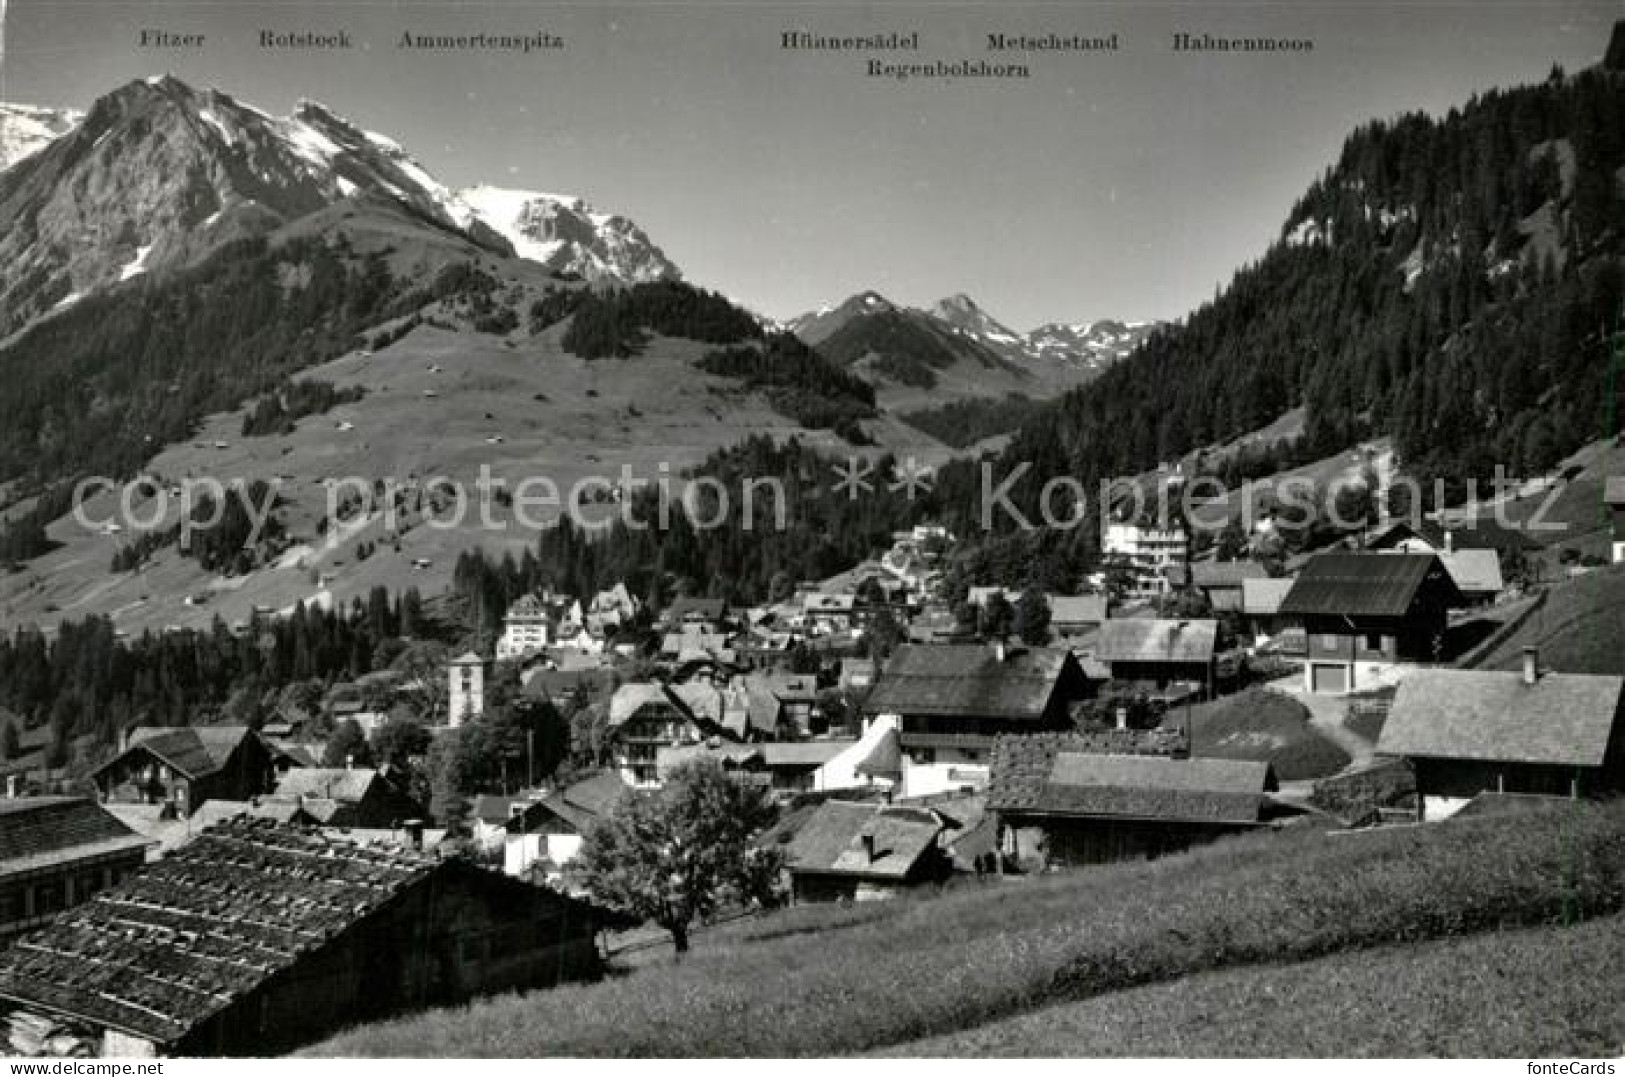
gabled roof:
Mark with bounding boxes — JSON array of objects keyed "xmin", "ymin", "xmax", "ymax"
[
  {"xmin": 1242, "ymin": 577, "xmax": 1295, "ymax": 616},
  {"xmin": 505, "ymin": 593, "xmax": 549, "ymax": 621},
  {"xmin": 782, "ymin": 801, "xmax": 944, "ymax": 880},
  {"xmin": 854, "ymin": 726, "xmax": 902, "ymax": 778},
  {"xmin": 665, "ymin": 597, "xmax": 726, "ymax": 621},
  {"xmin": 990, "ymin": 746, "xmax": 1273, "ymax": 824},
  {"xmin": 0, "ymin": 820, "xmax": 593, "ymax": 1047},
  {"xmin": 95, "ymin": 726, "xmax": 257, "ymax": 781},
  {"xmin": 1049, "ymin": 595, "xmax": 1108, "ymax": 627},
  {"xmin": 1377, "ymin": 667, "xmax": 1622, "ymax": 767},
  {"xmin": 864, "ymin": 645, "xmax": 1077, "ymax": 721},
  {"xmin": 273, "ymin": 767, "xmax": 383, "ymax": 804},
  {"xmin": 0, "ymin": 797, "xmax": 153, "ymax": 879},
  {"xmin": 1364, "ymin": 518, "xmax": 1542, "ymax": 554},
  {"xmin": 759, "ymin": 740, "xmax": 853, "ymax": 767},
  {"xmin": 608, "ymin": 683, "xmax": 677, "ymax": 727},
  {"xmin": 802, "ymin": 592, "xmax": 856, "ymax": 613},
  {"xmin": 987, "ymin": 730, "xmax": 1188, "ymax": 812},
  {"xmin": 1279, "ymin": 553, "xmax": 1462, "ymax": 617},
  {"xmin": 1189, "ymin": 560, "xmax": 1270, "ymax": 589},
  {"xmin": 1095, "ymin": 619, "xmax": 1217, "ymax": 664},
  {"xmin": 555, "ymin": 771, "xmax": 629, "ymax": 818},
  {"xmin": 1438, "ymin": 548, "xmax": 1504, "ymax": 595}
]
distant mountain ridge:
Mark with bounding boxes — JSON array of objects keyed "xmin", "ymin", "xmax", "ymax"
[{"xmin": 788, "ymin": 290, "xmax": 1161, "ymax": 387}]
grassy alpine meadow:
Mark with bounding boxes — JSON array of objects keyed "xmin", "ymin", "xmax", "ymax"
[
  {"xmin": 308, "ymin": 797, "xmax": 1625, "ymax": 1057},
  {"xmin": 882, "ymin": 912, "xmax": 1625, "ymax": 1057}
]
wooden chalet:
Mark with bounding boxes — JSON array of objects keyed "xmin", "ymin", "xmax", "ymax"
[
  {"xmin": 1278, "ymin": 553, "xmax": 1464, "ymax": 694},
  {"xmin": 1093, "ymin": 618, "xmax": 1220, "ymax": 694},
  {"xmin": 863, "ymin": 644, "xmax": 1092, "ymax": 797},
  {"xmin": 88, "ymin": 726, "xmax": 281, "ymax": 817},
  {"xmin": 772, "ymin": 800, "xmax": 951, "ymax": 903},
  {"xmin": 0, "ymin": 820, "xmax": 607, "ymax": 1057},
  {"xmin": 254, "ymin": 767, "xmax": 428, "ymax": 830},
  {"xmin": 988, "ymin": 733, "xmax": 1278, "ymax": 871},
  {"xmin": 1377, "ymin": 651, "xmax": 1625, "ymax": 819},
  {"xmin": 0, "ymin": 797, "xmax": 153, "ymax": 944}
]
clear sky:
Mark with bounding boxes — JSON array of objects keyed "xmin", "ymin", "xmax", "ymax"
[{"xmin": 0, "ymin": 1, "xmax": 1615, "ymax": 329}]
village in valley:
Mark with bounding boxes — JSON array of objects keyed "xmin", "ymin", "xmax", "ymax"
[
  {"xmin": 3, "ymin": 476, "xmax": 1625, "ymax": 1055},
  {"xmin": 0, "ymin": 7, "xmax": 1623, "ymax": 1062}
]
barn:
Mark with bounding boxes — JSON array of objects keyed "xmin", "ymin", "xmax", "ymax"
[
  {"xmin": 989, "ymin": 733, "xmax": 1279, "ymax": 871},
  {"xmin": 0, "ymin": 819, "xmax": 606, "ymax": 1057}
]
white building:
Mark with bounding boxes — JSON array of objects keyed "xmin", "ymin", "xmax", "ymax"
[
  {"xmin": 495, "ymin": 594, "xmax": 552, "ymax": 660},
  {"xmin": 1102, "ymin": 520, "xmax": 1190, "ymax": 598}
]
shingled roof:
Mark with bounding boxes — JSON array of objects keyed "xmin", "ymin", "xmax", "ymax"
[
  {"xmin": 1095, "ymin": 619, "xmax": 1218, "ymax": 664},
  {"xmin": 781, "ymin": 801, "xmax": 945, "ymax": 880},
  {"xmin": 864, "ymin": 645, "xmax": 1077, "ymax": 721},
  {"xmin": 989, "ymin": 735, "xmax": 1270, "ymax": 825},
  {"xmin": 1280, "ymin": 553, "xmax": 1463, "ymax": 617},
  {"xmin": 0, "ymin": 797, "xmax": 153, "ymax": 879},
  {"xmin": 988, "ymin": 730, "xmax": 1188, "ymax": 810},
  {"xmin": 95, "ymin": 726, "xmax": 257, "ymax": 781},
  {"xmin": 1190, "ymin": 560, "xmax": 1271, "ymax": 589},
  {"xmin": 0, "ymin": 820, "xmax": 443, "ymax": 1046},
  {"xmin": 0, "ymin": 820, "xmax": 600, "ymax": 1049},
  {"xmin": 1378, "ymin": 667, "xmax": 1623, "ymax": 767}
]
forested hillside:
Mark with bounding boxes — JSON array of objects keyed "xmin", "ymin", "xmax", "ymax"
[{"xmin": 955, "ymin": 56, "xmax": 1624, "ymax": 528}]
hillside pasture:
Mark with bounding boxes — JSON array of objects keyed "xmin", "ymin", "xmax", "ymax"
[{"xmin": 307, "ymin": 797, "xmax": 1625, "ymax": 1057}]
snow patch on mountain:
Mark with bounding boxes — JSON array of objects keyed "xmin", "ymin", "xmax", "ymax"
[{"xmin": 0, "ymin": 103, "xmax": 83, "ymax": 172}]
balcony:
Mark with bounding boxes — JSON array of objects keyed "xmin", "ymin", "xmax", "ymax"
[{"xmin": 899, "ymin": 731, "xmax": 995, "ymax": 751}]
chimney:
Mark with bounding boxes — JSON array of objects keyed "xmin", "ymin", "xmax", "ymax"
[
  {"xmin": 345, "ymin": 754, "xmax": 354, "ymax": 771},
  {"xmin": 1522, "ymin": 647, "xmax": 1540, "ymax": 687},
  {"xmin": 1115, "ymin": 706, "xmax": 1129, "ymax": 732},
  {"xmin": 5, "ymin": 775, "xmax": 16, "ymax": 799},
  {"xmin": 404, "ymin": 819, "xmax": 425, "ymax": 851},
  {"xmin": 861, "ymin": 833, "xmax": 876, "ymax": 864},
  {"xmin": 1445, "ymin": 530, "xmax": 1455, "ymax": 554},
  {"xmin": 992, "ymin": 639, "xmax": 1006, "ymax": 663}
]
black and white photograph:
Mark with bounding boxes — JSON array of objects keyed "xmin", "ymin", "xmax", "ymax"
[{"xmin": 0, "ymin": 0, "xmax": 1621, "ymax": 1062}]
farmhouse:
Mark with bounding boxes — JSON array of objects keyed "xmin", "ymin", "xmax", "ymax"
[
  {"xmin": 1376, "ymin": 650, "xmax": 1625, "ymax": 820},
  {"xmin": 1048, "ymin": 595, "xmax": 1109, "ymax": 641},
  {"xmin": 1436, "ymin": 548, "xmax": 1505, "ymax": 604},
  {"xmin": 89, "ymin": 726, "xmax": 281, "ymax": 817},
  {"xmin": 1278, "ymin": 552, "xmax": 1464, "ymax": 694},
  {"xmin": 775, "ymin": 801, "xmax": 952, "ymax": 903},
  {"xmin": 1186, "ymin": 560, "xmax": 1270, "ymax": 613},
  {"xmin": 865, "ymin": 644, "xmax": 1091, "ymax": 797},
  {"xmin": 1362, "ymin": 517, "xmax": 1541, "ymax": 566},
  {"xmin": 661, "ymin": 596, "xmax": 728, "ymax": 632},
  {"xmin": 0, "ymin": 820, "xmax": 606, "ymax": 1057},
  {"xmin": 0, "ymin": 797, "xmax": 153, "ymax": 944},
  {"xmin": 988, "ymin": 734, "xmax": 1276, "ymax": 871},
  {"xmin": 1093, "ymin": 618, "xmax": 1220, "ymax": 695},
  {"xmin": 605, "ymin": 682, "xmax": 758, "ymax": 787},
  {"xmin": 257, "ymin": 767, "xmax": 427, "ymax": 830},
  {"xmin": 493, "ymin": 772, "xmax": 629, "ymax": 881}
]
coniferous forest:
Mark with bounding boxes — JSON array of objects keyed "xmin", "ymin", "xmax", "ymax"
[{"xmin": 936, "ymin": 61, "xmax": 1625, "ymax": 528}]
